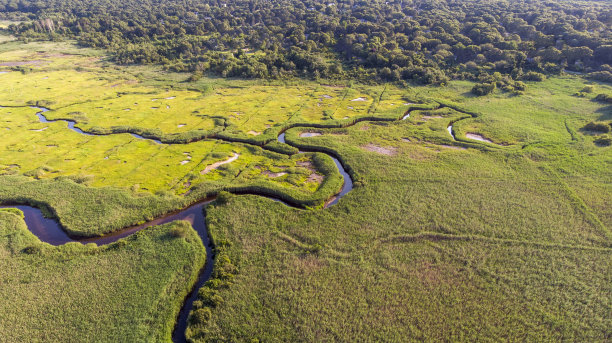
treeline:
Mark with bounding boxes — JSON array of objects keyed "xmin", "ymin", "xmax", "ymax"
[{"xmin": 2, "ymin": 0, "xmax": 612, "ymax": 85}]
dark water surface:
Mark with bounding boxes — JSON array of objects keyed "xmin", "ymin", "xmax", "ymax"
[
  {"xmin": 6, "ymin": 107, "xmax": 361, "ymax": 342},
  {"xmin": 1, "ymin": 201, "xmax": 213, "ymax": 343}
]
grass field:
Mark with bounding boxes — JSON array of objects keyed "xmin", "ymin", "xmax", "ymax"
[
  {"xmin": 0, "ymin": 105, "xmax": 331, "ymax": 197},
  {"xmin": 185, "ymin": 78, "xmax": 612, "ymax": 340},
  {"xmin": 0, "ymin": 33, "xmax": 610, "ymax": 342},
  {"xmin": 193, "ymin": 195, "xmax": 610, "ymax": 341},
  {"xmin": 0, "ymin": 208, "xmax": 205, "ymax": 342},
  {"xmin": 0, "ymin": 47, "xmax": 411, "ymax": 140},
  {"xmin": 0, "ymin": 42, "xmax": 410, "ymax": 206}
]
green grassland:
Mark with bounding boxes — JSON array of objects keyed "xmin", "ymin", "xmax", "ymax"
[
  {"xmin": 0, "ymin": 106, "xmax": 329, "ymax": 198},
  {"xmin": 195, "ymin": 195, "xmax": 610, "ymax": 341},
  {"xmin": 0, "ymin": 49, "xmax": 352, "ymax": 213},
  {"xmin": 417, "ymin": 77, "xmax": 612, "ymax": 146},
  {"xmin": 185, "ymin": 78, "xmax": 612, "ymax": 340},
  {"xmin": 0, "ymin": 208, "xmax": 206, "ymax": 342},
  {"xmin": 0, "ymin": 43, "xmax": 411, "ymax": 212},
  {"xmin": 0, "ymin": 34, "xmax": 610, "ymax": 342},
  {"xmin": 0, "ymin": 47, "xmax": 412, "ymax": 141}
]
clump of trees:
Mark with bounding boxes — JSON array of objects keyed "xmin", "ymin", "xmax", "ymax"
[
  {"xmin": 2, "ymin": 0, "xmax": 612, "ymax": 85},
  {"xmin": 472, "ymin": 83, "xmax": 495, "ymax": 96}
]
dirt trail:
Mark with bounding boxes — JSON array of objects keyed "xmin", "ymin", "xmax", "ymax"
[{"xmin": 201, "ymin": 153, "xmax": 240, "ymax": 174}]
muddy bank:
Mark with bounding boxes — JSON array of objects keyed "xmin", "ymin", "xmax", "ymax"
[{"xmin": 465, "ymin": 132, "xmax": 493, "ymax": 143}]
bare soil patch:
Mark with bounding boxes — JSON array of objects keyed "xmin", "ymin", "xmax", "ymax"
[
  {"xmin": 0, "ymin": 60, "xmax": 43, "ymax": 67},
  {"xmin": 439, "ymin": 144, "xmax": 467, "ymax": 150},
  {"xmin": 297, "ymin": 160, "xmax": 315, "ymax": 171},
  {"xmin": 110, "ymin": 80, "xmax": 138, "ymax": 88},
  {"xmin": 262, "ymin": 170, "xmax": 287, "ymax": 178},
  {"xmin": 421, "ymin": 115, "xmax": 443, "ymax": 120},
  {"xmin": 299, "ymin": 132, "xmax": 322, "ymax": 137},
  {"xmin": 306, "ymin": 173, "xmax": 324, "ymax": 183},
  {"xmin": 350, "ymin": 97, "xmax": 367, "ymax": 102},
  {"xmin": 362, "ymin": 144, "xmax": 397, "ymax": 156},
  {"xmin": 297, "ymin": 160, "xmax": 323, "ymax": 183}
]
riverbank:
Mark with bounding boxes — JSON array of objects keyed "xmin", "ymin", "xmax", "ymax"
[{"xmin": 0, "ymin": 208, "xmax": 206, "ymax": 342}]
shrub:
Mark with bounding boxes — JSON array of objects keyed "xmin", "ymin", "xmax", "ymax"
[
  {"xmin": 187, "ymin": 71, "xmax": 203, "ymax": 82},
  {"xmin": 581, "ymin": 85, "xmax": 595, "ymax": 93},
  {"xmin": 64, "ymin": 174, "xmax": 94, "ymax": 185},
  {"xmin": 522, "ymin": 72, "xmax": 546, "ymax": 81},
  {"xmin": 513, "ymin": 81, "xmax": 527, "ymax": 91},
  {"xmin": 198, "ymin": 288, "xmax": 224, "ymax": 307},
  {"xmin": 190, "ymin": 307, "xmax": 212, "ymax": 325},
  {"xmin": 595, "ymin": 93, "xmax": 612, "ymax": 103},
  {"xmin": 170, "ymin": 225, "xmax": 188, "ymax": 238},
  {"xmin": 588, "ymin": 71, "xmax": 612, "ymax": 83},
  {"xmin": 215, "ymin": 191, "xmax": 233, "ymax": 205},
  {"xmin": 471, "ymin": 82, "xmax": 496, "ymax": 96},
  {"xmin": 583, "ymin": 121, "xmax": 610, "ymax": 133},
  {"xmin": 594, "ymin": 137, "xmax": 611, "ymax": 146},
  {"xmin": 22, "ymin": 245, "xmax": 42, "ymax": 254}
]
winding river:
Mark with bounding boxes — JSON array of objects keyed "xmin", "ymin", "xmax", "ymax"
[
  {"xmin": 0, "ymin": 92, "xmax": 507, "ymax": 341},
  {"xmin": 34, "ymin": 106, "xmax": 163, "ymax": 143},
  {"xmin": 1, "ymin": 201, "xmax": 213, "ymax": 342},
  {"xmin": 3, "ymin": 105, "xmax": 366, "ymax": 342},
  {"xmin": 2, "ymin": 102, "xmax": 494, "ymax": 340}
]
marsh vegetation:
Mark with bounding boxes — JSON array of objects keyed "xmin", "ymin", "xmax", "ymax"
[{"xmin": 0, "ymin": 7, "xmax": 610, "ymax": 342}]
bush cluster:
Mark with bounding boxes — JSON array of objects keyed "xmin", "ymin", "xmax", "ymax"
[
  {"xmin": 595, "ymin": 93, "xmax": 612, "ymax": 104},
  {"xmin": 584, "ymin": 121, "xmax": 611, "ymax": 134}
]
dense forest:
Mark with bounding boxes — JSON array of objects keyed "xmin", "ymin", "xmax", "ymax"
[{"xmin": 2, "ymin": 0, "xmax": 612, "ymax": 85}]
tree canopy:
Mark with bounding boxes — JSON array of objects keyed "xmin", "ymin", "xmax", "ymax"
[{"xmin": 2, "ymin": 0, "xmax": 611, "ymax": 84}]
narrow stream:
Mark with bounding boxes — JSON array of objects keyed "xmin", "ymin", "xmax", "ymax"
[
  {"xmin": 7, "ymin": 104, "xmax": 493, "ymax": 340},
  {"xmin": 1, "ymin": 200, "xmax": 213, "ymax": 343},
  {"xmin": 277, "ymin": 132, "xmax": 353, "ymax": 207},
  {"xmin": 33, "ymin": 106, "xmax": 163, "ymax": 143},
  {"xmin": 1, "ymin": 106, "xmax": 426, "ymax": 341},
  {"xmin": 34, "ymin": 107, "xmax": 94, "ymax": 136},
  {"xmin": 3, "ymin": 108, "xmax": 358, "ymax": 342}
]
